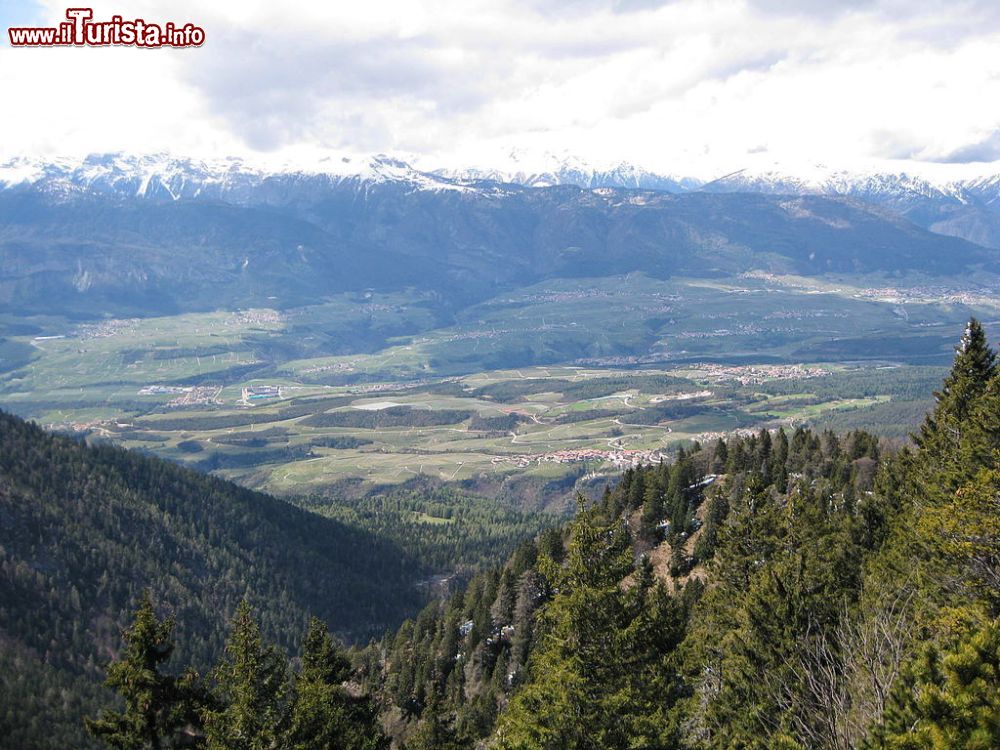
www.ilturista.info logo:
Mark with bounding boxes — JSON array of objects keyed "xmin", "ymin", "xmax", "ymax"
[{"xmin": 8, "ymin": 8, "xmax": 205, "ymax": 47}]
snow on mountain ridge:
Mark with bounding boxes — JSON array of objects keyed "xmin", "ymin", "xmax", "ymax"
[
  {"xmin": 432, "ymin": 152, "xmax": 1000, "ymax": 204},
  {"xmin": 3, "ymin": 152, "xmax": 1000, "ymax": 207},
  {"xmin": 0, "ymin": 152, "xmax": 474, "ymax": 199}
]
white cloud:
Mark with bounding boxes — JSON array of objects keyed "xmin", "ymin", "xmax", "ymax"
[{"xmin": 2, "ymin": 0, "xmax": 1000, "ymax": 175}]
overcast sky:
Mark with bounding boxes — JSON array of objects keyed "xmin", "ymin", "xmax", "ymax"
[{"xmin": 2, "ymin": 0, "xmax": 1000, "ymax": 175}]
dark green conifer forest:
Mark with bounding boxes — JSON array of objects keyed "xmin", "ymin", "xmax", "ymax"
[{"xmin": 0, "ymin": 414, "xmax": 422, "ymax": 749}]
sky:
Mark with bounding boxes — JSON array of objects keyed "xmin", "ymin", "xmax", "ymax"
[{"xmin": 2, "ymin": 0, "xmax": 1000, "ymax": 176}]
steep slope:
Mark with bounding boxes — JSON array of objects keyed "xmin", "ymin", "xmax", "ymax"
[
  {"xmin": 370, "ymin": 423, "xmax": 885, "ymax": 748},
  {"xmin": 0, "ymin": 410, "xmax": 425, "ymax": 749}
]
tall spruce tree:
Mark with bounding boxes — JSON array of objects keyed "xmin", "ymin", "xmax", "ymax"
[
  {"xmin": 203, "ymin": 601, "xmax": 290, "ymax": 750},
  {"xmin": 403, "ymin": 681, "xmax": 466, "ymax": 750},
  {"xmin": 287, "ymin": 617, "xmax": 386, "ymax": 750},
  {"xmin": 86, "ymin": 591, "xmax": 205, "ymax": 750},
  {"xmin": 963, "ymin": 369, "xmax": 1000, "ymax": 470},
  {"xmin": 494, "ymin": 498, "xmax": 682, "ymax": 750},
  {"xmin": 917, "ymin": 318, "xmax": 996, "ymax": 460}
]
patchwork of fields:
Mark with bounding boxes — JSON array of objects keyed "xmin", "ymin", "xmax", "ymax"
[{"xmin": 1, "ymin": 270, "xmax": 986, "ymax": 507}]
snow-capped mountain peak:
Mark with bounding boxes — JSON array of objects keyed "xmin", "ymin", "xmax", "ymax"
[
  {"xmin": 0, "ymin": 151, "xmax": 474, "ymax": 201},
  {"xmin": 4, "ymin": 152, "xmax": 1000, "ymax": 233}
]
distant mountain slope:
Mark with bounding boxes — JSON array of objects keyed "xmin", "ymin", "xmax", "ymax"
[
  {"xmin": 0, "ymin": 410, "xmax": 424, "ymax": 749},
  {"xmin": 1, "ymin": 158, "xmax": 996, "ymax": 319},
  {"xmin": 7, "ymin": 153, "xmax": 1000, "ymax": 250},
  {"xmin": 439, "ymin": 155, "xmax": 1000, "ymax": 249},
  {"xmin": 698, "ymin": 168, "xmax": 1000, "ymax": 250}
]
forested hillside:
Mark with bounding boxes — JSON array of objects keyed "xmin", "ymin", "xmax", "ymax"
[
  {"xmin": 367, "ymin": 320, "xmax": 1000, "ymax": 750},
  {"xmin": 297, "ymin": 479, "xmax": 555, "ymax": 576},
  {"xmin": 0, "ymin": 413, "xmax": 426, "ymax": 749}
]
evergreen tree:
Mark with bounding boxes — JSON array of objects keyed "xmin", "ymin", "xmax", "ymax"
[
  {"xmin": 875, "ymin": 622, "xmax": 1000, "ymax": 750},
  {"xmin": 917, "ymin": 318, "xmax": 996, "ymax": 461},
  {"xmin": 772, "ymin": 428, "xmax": 790, "ymax": 493},
  {"xmin": 963, "ymin": 370, "xmax": 1000, "ymax": 470},
  {"xmin": 203, "ymin": 602, "xmax": 290, "ymax": 750},
  {"xmin": 495, "ymin": 499, "xmax": 680, "ymax": 749},
  {"xmin": 710, "ymin": 437, "xmax": 728, "ymax": 474},
  {"xmin": 692, "ymin": 489, "xmax": 729, "ymax": 562},
  {"xmin": 86, "ymin": 591, "xmax": 205, "ymax": 750},
  {"xmin": 403, "ymin": 682, "xmax": 466, "ymax": 750},
  {"xmin": 639, "ymin": 474, "xmax": 665, "ymax": 546},
  {"xmin": 917, "ymin": 469, "xmax": 1000, "ymax": 615},
  {"xmin": 288, "ymin": 617, "xmax": 386, "ymax": 750}
]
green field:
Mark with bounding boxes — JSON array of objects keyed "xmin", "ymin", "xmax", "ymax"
[
  {"xmin": 1, "ymin": 271, "xmax": 982, "ymax": 507},
  {"xmin": 0, "ymin": 356, "xmax": 944, "ymax": 507}
]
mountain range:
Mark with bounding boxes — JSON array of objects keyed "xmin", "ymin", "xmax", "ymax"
[
  {"xmin": 1, "ymin": 153, "xmax": 998, "ymax": 324},
  {"xmin": 5, "ymin": 152, "xmax": 1000, "ymax": 248}
]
